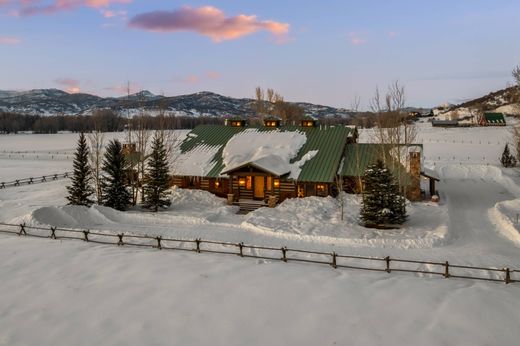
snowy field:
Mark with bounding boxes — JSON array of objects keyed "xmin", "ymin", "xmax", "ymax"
[{"xmin": 1, "ymin": 124, "xmax": 520, "ymax": 345}]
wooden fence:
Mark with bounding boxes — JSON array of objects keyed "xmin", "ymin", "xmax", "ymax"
[
  {"xmin": 0, "ymin": 222, "xmax": 517, "ymax": 285},
  {"xmin": 0, "ymin": 172, "xmax": 71, "ymax": 189}
]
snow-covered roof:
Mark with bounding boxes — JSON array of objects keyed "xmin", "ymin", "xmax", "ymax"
[{"xmin": 221, "ymin": 128, "xmax": 307, "ymax": 176}]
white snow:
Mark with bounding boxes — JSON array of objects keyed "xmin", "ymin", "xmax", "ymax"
[
  {"xmin": 2, "ymin": 123, "xmax": 520, "ymax": 345},
  {"xmin": 495, "ymin": 104, "xmax": 520, "ymax": 115},
  {"xmin": 173, "ymin": 144, "xmax": 221, "ymax": 176},
  {"xmin": 288, "ymin": 150, "xmax": 318, "ymax": 179},
  {"xmin": 222, "ymin": 128, "xmax": 307, "ymax": 176}
]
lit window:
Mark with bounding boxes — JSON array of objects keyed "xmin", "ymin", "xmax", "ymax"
[
  {"xmin": 266, "ymin": 176, "xmax": 272, "ymax": 191},
  {"xmin": 246, "ymin": 176, "xmax": 252, "ymax": 190},
  {"xmin": 316, "ymin": 184, "xmax": 327, "ymax": 196}
]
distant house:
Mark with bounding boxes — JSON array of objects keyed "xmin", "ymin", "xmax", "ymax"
[
  {"xmin": 478, "ymin": 112, "xmax": 506, "ymax": 126},
  {"xmin": 431, "ymin": 119, "xmax": 459, "ymax": 127},
  {"xmin": 170, "ymin": 121, "xmax": 427, "ymax": 211}
]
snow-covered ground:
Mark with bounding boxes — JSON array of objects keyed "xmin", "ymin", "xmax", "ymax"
[{"xmin": 1, "ymin": 124, "xmax": 520, "ymax": 345}]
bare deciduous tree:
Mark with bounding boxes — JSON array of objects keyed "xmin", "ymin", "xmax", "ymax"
[
  {"xmin": 88, "ymin": 119, "xmax": 104, "ymax": 204},
  {"xmin": 370, "ymin": 81, "xmax": 417, "ymax": 194}
]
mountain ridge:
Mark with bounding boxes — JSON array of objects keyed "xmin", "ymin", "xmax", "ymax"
[{"xmin": 0, "ymin": 89, "xmax": 353, "ymax": 119}]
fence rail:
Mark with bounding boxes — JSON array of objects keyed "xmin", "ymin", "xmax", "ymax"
[
  {"xmin": 0, "ymin": 222, "xmax": 517, "ymax": 285},
  {"xmin": 0, "ymin": 172, "xmax": 71, "ymax": 189}
]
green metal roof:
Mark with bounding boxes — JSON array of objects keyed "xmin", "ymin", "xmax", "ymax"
[
  {"xmin": 177, "ymin": 124, "xmax": 355, "ymax": 182},
  {"xmin": 483, "ymin": 112, "xmax": 506, "ymax": 123},
  {"xmin": 341, "ymin": 143, "xmax": 423, "ymax": 182},
  {"xmin": 290, "ymin": 125, "xmax": 352, "ymax": 182},
  {"xmin": 341, "ymin": 144, "xmax": 383, "ymax": 176}
]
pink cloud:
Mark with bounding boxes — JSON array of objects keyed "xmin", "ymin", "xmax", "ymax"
[
  {"xmin": 55, "ymin": 78, "xmax": 81, "ymax": 93},
  {"xmin": 16, "ymin": 0, "xmax": 131, "ymax": 16},
  {"xmin": 388, "ymin": 31, "xmax": 397, "ymax": 38},
  {"xmin": 0, "ymin": 36, "xmax": 21, "ymax": 44},
  {"xmin": 206, "ymin": 71, "xmax": 220, "ymax": 80},
  {"xmin": 348, "ymin": 32, "xmax": 366, "ymax": 45},
  {"xmin": 184, "ymin": 75, "xmax": 199, "ymax": 84},
  {"xmin": 128, "ymin": 6, "xmax": 289, "ymax": 42},
  {"xmin": 100, "ymin": 8, "xmax": 125, "ymax": 18}
]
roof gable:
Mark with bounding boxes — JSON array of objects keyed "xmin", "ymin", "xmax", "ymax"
[{"xmin": 175, "ymin": 125, "xmax": 354, "ymax": 182}]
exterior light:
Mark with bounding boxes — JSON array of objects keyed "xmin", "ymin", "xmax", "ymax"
[
  {"xmin": 239, "ymin": 178, "xmax": 246, "ymax": 186},
  {"xmin": 215, "ymin": 181, "xmax": 220, "ymax": 188},
  {"xmin": 273, "ymin": 179, "xmax": 280, "ymax": 188}
]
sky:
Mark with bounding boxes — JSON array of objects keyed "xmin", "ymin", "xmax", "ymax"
[{"xmin": 1, "ymin": 0, "xmax": 520, "ymax": 109}]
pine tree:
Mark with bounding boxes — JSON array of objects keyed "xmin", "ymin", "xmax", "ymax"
[
  {"xmin": 101, "ymin": 139, "xmax": 132, "ymax": 211},
  {"xmin": 66, "ymin": 132, "xmax": 94, "ymax": 206},
  {"xmin": 143, "ymin": 132, "xmax": 172, "ymax": 212},
  {"xmin": 501, "ymin": 144, "xmax": 517, "ymax": 168},
  {"xmin": 360, "ymin": 160, "xmax": 407, "ymax": 227}
]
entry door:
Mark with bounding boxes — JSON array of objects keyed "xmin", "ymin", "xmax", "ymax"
[{"xmin": 254, "ymin": 176, "xmax": 265, "ymax": 199}]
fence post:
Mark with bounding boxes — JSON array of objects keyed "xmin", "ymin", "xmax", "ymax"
[
  {"xmin": 50, "ymin": 226, "xmax": 56, "ymax": 239},
  {"xmin": 195, "ymin": 238, "xmax": 201, "ymax": 253},
  {"xmin": 156, "ymin": 236, "xmax": 162, "ymax": 250},
  {"xmin": 19, "ymin": 223, "xmax": 27, "ymax": 236},
  {"xmin": 83, "ymin": 230, "xmax": 89, "ymax": 242},
  {"xmin": 117, "ymin": 233, "xmax": 124, "ymax": 246},
  {"xmin": 444, "ymin": 261, "xmax": 450, "ymax": 278},
  {"xmin": 238, "ymin": 242, "xmax": 244, "ymax": 257},
  {"xmin": 281, "ymin": 247, "xmax": 288, "ymax": 262},
  {"xmin": 505, "ymin": 268, "xmax": 511, "ymax": 284},
  {"xmin": 385, "ymin": 256, "xmax": 391, "ymax": 273},
  {"xmin": 331, "ymin": 252, "xmax": 337, "ymax": 269}
]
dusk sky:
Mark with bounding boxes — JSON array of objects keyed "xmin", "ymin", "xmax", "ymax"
[{"xmin": 1, "ymin": 0, "xmax": 520, "ymax": 108}]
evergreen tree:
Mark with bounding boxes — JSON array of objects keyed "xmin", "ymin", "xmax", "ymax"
[
  {"xmin": 360, "ymin": 160, "xmax": 407, "ymax": 227},
  {"xmin": 66, "ymin": 132, "xmax": 94, "ymax": 206},
  {"xmin": 500, "ymin": 144, "xmax": 517, "ymax": 168},
  {"xmin": 101, "ymin": 139, "xmax": 132, "ymax": 211},
  {"xmin": 143, "ymin": 132, "xmax": 172, "ymax": 212}
]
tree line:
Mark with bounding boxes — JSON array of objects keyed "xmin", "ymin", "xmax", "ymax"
[{"xmin": 0, "ymin": 110, "xmax": 225, "ymax": 134}]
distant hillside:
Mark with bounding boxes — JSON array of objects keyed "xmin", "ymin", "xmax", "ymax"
[
  {"xmin": 0, "ymin": 89, "xmax": 354, "ymax": 119},
  {"xmin": 446, "ymin": 86, "xmax": 519, "ymax": 114}
]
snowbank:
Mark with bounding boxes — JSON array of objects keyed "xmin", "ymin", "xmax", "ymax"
[
  {"xmin": 243, "ymin": 194, "xmax": 449, "ymax": 249},
  {"xmin": 489, "ymin": 199, "xmax": 520, "ymax": 247},
  {"xmin": 23, "ymin": 186, "xmax": 239, "ymax": 232}
]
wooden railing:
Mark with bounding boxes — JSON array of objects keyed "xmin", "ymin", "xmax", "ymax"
[
  {"xmin": 0, "ymin": 222, "xmax": 517, "ymax": 285},
  {"xmin": 0, "ymin": 172, "xmax": 71, "ymax": 189}
]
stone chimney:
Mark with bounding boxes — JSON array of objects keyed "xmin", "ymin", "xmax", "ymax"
[{"xmin": 407, "ymin": 151, "xmax": 421, "ymax": 201}]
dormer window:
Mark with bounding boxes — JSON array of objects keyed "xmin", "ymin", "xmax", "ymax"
[
  {"xmin": 301, "ymin": 120, "xmax": 316, "ymax": 127},
  {"xmin": 264, "ymin": 119, "xmax": 280, "ymax": 128},
  {"xmin": 228, "ymin": 119, "xmax": 246, "ymax": 127}
]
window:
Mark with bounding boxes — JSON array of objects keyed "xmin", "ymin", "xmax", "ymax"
[
  {"xmin": 246, "ymin": 176, "xmax": 252, "ymax": 190},
  {"xmin": 316, "ymin": 184, "xmax": 327, "ymax": 197},
  {"xmin": 266, "ymin": 176, "xmax": 272, "ymax": 191}
]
